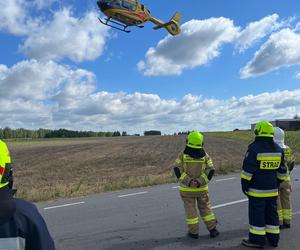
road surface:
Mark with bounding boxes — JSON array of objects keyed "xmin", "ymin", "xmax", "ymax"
[{"xmin": 38, "ymin": 168, "xmax": 300, "ymax": 250}]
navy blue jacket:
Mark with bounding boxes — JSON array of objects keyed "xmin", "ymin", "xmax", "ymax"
[
  {"xmin": 0, "ymin": 188, "xmax": 55, "ymax": 250},
  {"xmin": 241, "ymin": 137, "xmax": 288, "ymax": 198}
]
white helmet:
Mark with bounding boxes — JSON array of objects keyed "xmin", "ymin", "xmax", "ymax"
[{"xmin": 273, "ymin": 127, "xmax": 286, "ymax": 148}]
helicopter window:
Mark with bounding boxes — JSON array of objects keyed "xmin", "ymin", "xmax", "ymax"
[
  {"xmin": 141, "ymin": 4, "xmax": 144, "ymax": 11},
  {"xmin": 122, "ymin": 0, "xmax": 136, "ymax": 11},
  {"xmin": 112, "ymin": 0, "xmax": 122, "ymax": 7}
]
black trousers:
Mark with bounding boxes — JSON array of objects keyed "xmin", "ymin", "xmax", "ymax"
[{"xmin": 248, "ymin": 197, "xmax": 280, "ymax": 246}]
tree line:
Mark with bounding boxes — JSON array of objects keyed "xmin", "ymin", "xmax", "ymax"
[{"xmin": 0, "ymin": 127, "xmax": 128, "ymax": 139}]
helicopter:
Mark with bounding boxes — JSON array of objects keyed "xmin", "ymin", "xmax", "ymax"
[{"xmin": 97, "ymin": 0, "xmax": 182, "ymax": 36}]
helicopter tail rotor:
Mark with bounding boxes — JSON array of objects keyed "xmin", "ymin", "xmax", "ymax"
[{"xmin": 153, "ymin": 12, "xmax": 182, "ymax": 36}]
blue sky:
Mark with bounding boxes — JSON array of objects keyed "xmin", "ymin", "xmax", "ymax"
[{"xmin": 1, "ymin": 0, "xmax": 300, "ymax": 133}]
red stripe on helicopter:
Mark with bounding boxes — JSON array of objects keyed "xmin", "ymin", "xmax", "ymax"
[{"xmin": 123, "ymin": 11, "xmax": 148, "ymax": 20}]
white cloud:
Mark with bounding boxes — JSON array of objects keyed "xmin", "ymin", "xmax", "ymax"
[
  {"xmin": 1, "ymin": 60, "xmax": 300, "ymax": 133},
  {"xmin": 235, "ymin": 14, "xmax": 291, "ymax": 52},
  {"xmin": 0, "ymin": 0, "xmax": 39, "ymax": 35},
  {"xmin": 240, "ymin": 28, "xmax": 300, "ymax": 78},
  {"xmin": 0, "ymin": 1, "xmax": 109, "ymax": 63},
  {"xmin": 296, "ymin": 71, "xmax": 300, "ymax": 79},
  {"xmin": 0, "ymin": 59, "xmax": 96, "ymax": 101},
  {"xmin": 20, "ymin": 8, "xmax": 109, "ymax": 62},
  {"xmin": 138, "ymin": 17, "xmax": 240, "ymax": 76}
]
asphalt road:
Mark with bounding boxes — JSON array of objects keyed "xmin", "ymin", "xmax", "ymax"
[{"xmin": 37, "ymin": 168, "xmax": 300, "ymax": 250}]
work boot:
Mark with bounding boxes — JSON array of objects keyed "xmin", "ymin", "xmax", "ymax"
[
  {"xmin": 280, "ymin": 223, "xmax": 290, "ymax": 229},
  {"xmin": 241, "ymin": 239, "xmax": 264, "ymax": 249},
  {"xmin": 209, "ymin": 227, "xmax": 219, "ymax": 238},
  {"xmin": 268, "ymin": 242, "xmax": 278, "ymax": 248},
  {"xmin": 187, "ymin": 232, "xmax": 199, "ymax": 239}
]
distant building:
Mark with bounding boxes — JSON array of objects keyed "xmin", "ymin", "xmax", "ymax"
[{"xmin": 251, "ymin": 119, "xmax": 300, "ymax": 131}]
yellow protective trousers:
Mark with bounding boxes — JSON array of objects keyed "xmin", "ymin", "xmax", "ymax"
[
  {"xmin": 180, "ymin": 190, "xmax": 216, "ymax": 234},
  {"xmin": 277, "ymin": 180, "xmax": 292, "ymax": 225}
]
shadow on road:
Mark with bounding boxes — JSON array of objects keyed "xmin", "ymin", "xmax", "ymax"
[{"xmin": 102, "ymin": 228, "xmax": 249, "ymax": 250}]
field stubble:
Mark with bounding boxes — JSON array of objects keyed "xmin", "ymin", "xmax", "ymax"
[{"xmin": 8, "ymin": 132, "xmax": 297, "ymax": 202}]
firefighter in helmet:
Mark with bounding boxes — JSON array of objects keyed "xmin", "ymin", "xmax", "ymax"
[
  {"xmin": 173, "ymin": 131, "xmax": 219, "ymax": 239},
  {"xmin": 274, "ymin": 127, "xmax": 295, "ymax": 229},
  {"xmin": 0, "ymin": 139, "xmax": 13, "ymax": 189},
  {"xmin": 241, "ymin": 121, "xmax": 288, "ymax": 248},
  {"xmin": 0, "ymin": 139, "xmax": 55, "ymax": 250}
]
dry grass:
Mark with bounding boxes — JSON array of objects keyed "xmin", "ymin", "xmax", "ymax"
[
  {"xmin": 205, "ymin": 130, "xmax": 300, "ymax": 161},
  {"xmin": 8, "ymin": 136, "xmax": 185, "ymax": 201},
  {"xmin": 7, "ymin": 132, "xmax": 293, "ymax": 202}
]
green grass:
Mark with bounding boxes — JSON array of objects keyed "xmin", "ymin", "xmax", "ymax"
[
  {"xmin": 205, "ymin": 130, "xmax": 300, "ymax": 164},
  {"xmin": 204, "ymin": 130, "xmax": 253, "ymax": 142},
  {"xmin": 205, "ymin": 130, "xmax": 300, "ymax": 150}
]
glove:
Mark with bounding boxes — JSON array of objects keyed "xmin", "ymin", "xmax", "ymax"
[
  {"xmin": 241, "ymin": 179, "xmax": 249, "ymax": 196},
  {"xmin": 189, "ymin": 179, "xmax": 201, "ymax": 188},
  {"xmin": 207, "ymin": 170, "xmax": 215, "ymax": 181},
  {"xmin": 173, "ymin": 167, "xmax": 181, "ymax": 179},
  {"xmin": 289, "ymin": 161, "xmax": 295, "ymax": 172}
]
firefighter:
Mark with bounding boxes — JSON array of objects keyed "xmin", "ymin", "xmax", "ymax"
[
  {"xmin": 0, "ymin": 139, "xmax": 13, "ymax": 189},
  {"xmin": 173, "ymin": 131, "xmax": 219, "ymax": 239},
  {"xmin": 241, "ymin": 121, "xmax": 288, "ymax": 248},
  {"xmin": 274, "ymin": 127, "xmax": 295, "ymax": 229},
  {"xmin": 0, "ymin": 140, "xmax": 55, "ymax": 250}
]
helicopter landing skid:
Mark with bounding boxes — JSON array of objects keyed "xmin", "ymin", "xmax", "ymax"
[{"xmin": 98, "ymin": 17, "xmax": 131, "ymax": 33}]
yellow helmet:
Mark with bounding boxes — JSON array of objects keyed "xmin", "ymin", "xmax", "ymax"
[
  {"xmin": 254, "ymin": 121, "xmax": 274, "ymax": 137},
  {"xmin": 187, "ymin": 131, "xmax": 204, "ymax": 149},
  {"xmin": 0, "ymin": 140, "xmax": 11, "ymax": 189}
]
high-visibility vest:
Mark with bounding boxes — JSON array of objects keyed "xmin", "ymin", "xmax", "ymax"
[{"xmin": 0, "ymin": 140, "xmax": 11, "ymax": 188}]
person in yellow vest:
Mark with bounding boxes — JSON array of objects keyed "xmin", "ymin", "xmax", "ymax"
[
  {"xmin": 173, "ymin": 131, "xmax": 219, "ymax": 239},
  {"xmin": 274, "ymin": 127, "xmax": 295, "ymax": 229},
  {"xmin": 0, "ymin": 139, "xmax": 13, "ymax": 189}
]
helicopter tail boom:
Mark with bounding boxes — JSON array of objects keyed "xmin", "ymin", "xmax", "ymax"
[{"xmin": 153, "ymin": 12, "xmax": 182, "ymax": 36}]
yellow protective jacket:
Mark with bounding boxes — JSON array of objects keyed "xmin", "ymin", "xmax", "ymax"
[
  {"xmin": 0, "ymin": 140, "xmax": 11, "ymax": 188},
  {"xmin": 284, "ymin": 147, "xmax": 295, "ymax": 173},
  {"xmin": 283, "ymin": 147, "xmax": 295, "ymax": 182},
  {"xmin": 174, "ymin": 152, "xmax": 215, "ymax": 193}
]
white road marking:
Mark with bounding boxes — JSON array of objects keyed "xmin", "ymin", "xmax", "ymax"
[
  {"xmin": 212, "ymin": 199, "xmax": 248, "ymax": 209},
  {"xmin": 216, "ymin": 177, "xmax": 237, "ymax": 182},
  {"xmin": 293, "ymin": 211, "xmax": 300, "ymax": 215},
  {"xmin": 44, "ymin": 201, "xmax": 85, "ymax": 210},
  {"xmin": 172, "ymin": 186, "xmax": 180, "ymax": 189},
  {"xmin": 118, "ymin": 191, "xmax": 148, "ymax": 198}
]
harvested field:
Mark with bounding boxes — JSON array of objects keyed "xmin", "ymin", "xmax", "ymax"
[{"xmin": 6, "ymin": 131, "xmax": 297, "ymax": 202}]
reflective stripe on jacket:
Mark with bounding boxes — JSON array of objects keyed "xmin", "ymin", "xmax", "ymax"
[{"xmin": 175, "ymin": 153, "xmax": 214, "ymax": 193}]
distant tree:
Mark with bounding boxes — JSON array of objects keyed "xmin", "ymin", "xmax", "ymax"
[
  {"xmin": 113, "ymin": 131, "xmax": 121, "ymax": 137},
  {"xmin": 105, "ymin": 132, "xmax": 113, "ymax": 137},
  {"xmin": 3, "ymin": 127, "xmax": 13, "ymax": 139},
  {"xmin": 293, "ymin": 114, "xmax": 300, "ymax": 119},
  {"xmin": 144, "ymin": 130, "xmax": 161, "ymax": 136},
  {"xmin": 0, "ymin": 127, "xmax": 137, "ymax": 139}
]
